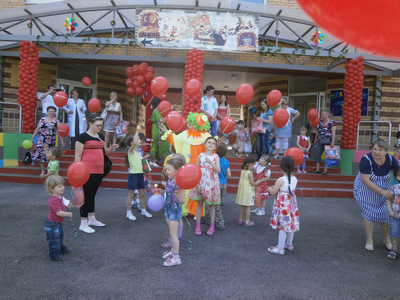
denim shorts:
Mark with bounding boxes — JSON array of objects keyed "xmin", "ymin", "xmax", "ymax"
[
  {"xmin": 390, "ymin": 218, "xmax": 400, "ymax": 238},
  {"xmin": 164, "ymin": 202, "xmax": 182, "ymax": 222},
  {"xmin": 128, "ymin": 173, "xmax": 145, "ymax": 190}
]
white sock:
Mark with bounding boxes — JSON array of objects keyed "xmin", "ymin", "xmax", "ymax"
[
  {"xmin": 261, "ymin": 208, "xmax": 265, "ymax": 211},
  {"xmin": 278, "ymin": 230, "xmax": 287, "ymax": 249},
  {"xmin": 81, "ymin": 219, "xmax": 88, "ymax": 227},
  {"xmin": 141, "ymin": 208, "xmax": 146, "ymax": 213},
  {"xmin": 286, "ymin": 232, "xmax": 294, "ymax": 246},
  {"xmin": 127, "ymin": 210, "xmax": 132, "ymax": 216},
  {"xmin": 88, "ymin": 215, "xmax": 96, "ymax": 222}
]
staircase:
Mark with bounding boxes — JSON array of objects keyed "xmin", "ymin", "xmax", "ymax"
[{"xmin": 0, "ymin": 150, "xmax": 355, "ymax": 198}]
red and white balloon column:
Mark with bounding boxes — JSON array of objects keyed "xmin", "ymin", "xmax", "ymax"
[
  {"xmin": 341, "ymin": 56, "xmax": 364, "ymax": 149},
  {"xmin": 17, "ymin": 41, "xmax": 40, "ymax": 133},
  {"xmin": 182, "ymin": 48, "xmax": 205, "ymax": 119},
  {"xmin": 126, "ymin": 62, "xmax": 155, "ymax": 98}
]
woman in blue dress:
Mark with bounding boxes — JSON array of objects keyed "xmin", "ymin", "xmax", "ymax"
[
  {"xmin": 353, "ymin": 139, "xmax": 399, "ymax": 251},
  {"xmin": 253, "ymin": 99, "xmax": 274, "ymax": 159},
  {"xmin": 273, "ymin": 99, "xmax": 300, "ymax": 159}
]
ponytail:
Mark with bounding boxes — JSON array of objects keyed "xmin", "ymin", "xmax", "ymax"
[{"xmin": 279, "ymin": 156, "xmax": 295, "ymax": 196}]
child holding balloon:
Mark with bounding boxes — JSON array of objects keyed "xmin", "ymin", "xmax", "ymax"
[
  {"xmin": 39, "ymin": 144, "xmax": 62, "ymax": 179},
  {"xmin": 189, "ymin": 137, "xmax": 221, "ymax": 236},
  {"xmin": 159, "ymin": 158, "xmax": 186, "ymax": 267},
  {"xmin": 296, "ymin": 126, "xmax": 311, "ymax": 173},
  {"xmin": 251, "ymin": 154, "xmax": 271, "ymax": 216},
  {"xmin": 125, "ymin": 125, "xmax": 153, "ymax": 221}
]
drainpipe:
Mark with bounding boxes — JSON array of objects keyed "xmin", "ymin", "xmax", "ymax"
[{"xmin": 372, "ymin": 75, "xmax": 382, "ymax": 143}]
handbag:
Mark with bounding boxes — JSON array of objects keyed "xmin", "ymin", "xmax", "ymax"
[
  {"xmin": 319, "ymin": 136, "xmax": 331, "ymax": 145},
  {"xmin": 104, "ymin": 154, "xmax": 112, "ymax": 178},
  {"xmin": 325, "ymin": 145, "xmax": 341, "ymax": 160},
  {"xmin": 115, "ymin": 120, "xmax": 129, "ymax": 136},
  {"xmin": 100, "ymin": 106, "xmax": 108, "ymax": 119},
  {"xmin": 23, "ymin": 151, "xmax": 32, "ymax": 165},
  {"xmin": 251, "ymin": 119, "xmax": 266, "ymax": 134}
]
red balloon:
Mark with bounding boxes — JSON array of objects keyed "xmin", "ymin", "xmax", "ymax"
[
  {"xmin": 67, "ymin": 161, "xmax": 90, "ymax": 188},
  {"xmin": 126, "ymin": 78, "xmax": 133, "ymax": 87},
  {"xmin": 177, "ymin": 120, "xmax": 188, "ymax": 133},
  {"xmin": 144, "ymin": 72, "xmax": 154, "ymax": 83},
  {"xmin": 273, "ymin": 108, "xmax": 290, "ymax": 128},
  {"xmin": 82, "ymin": 77, "xmax": 91, "ymax": 86},
  {"xmin": 158, "ymin": 100, "xmax": 171, "ymax": 117},
  {"xmin": 220, "ymin": 116, "xmax": 235, "ymax": 134},
  {"xmin": 137, "ymin": 66, "xmax": 146, "ymax": 75},
  {"xmin": 151, "ymin": 77, "xmax": 169, "ymax": 96},
  {"xmin": 58, "ymin": 123, "xmax": 70, "ymax": 138},
  {"xmin": 176, "ymin": 163, "xmax": 202, "ymax": 189},
  {"xmin": 135, "ymin": 86, "xmax": 144, "ymax": 95},
  {"xmin": 307, "ymin": 109, "xmax": 318, "ymax": 122},
  {"xmin": 126, "ymin": 67, "xmax": 133, "ymax": 77},
  {"xmin": 267, "ymin": 90, "xmax": 282, "ymax": 107},
  {"xmin": 136, "ymin": 75, "xmax": 145, "ymax": 86},
  {"xmin": 186, "ymin": 79, "xmax": 202, "ymax": 97},
  {"xmin": 88, "ymin": 98, "xmax": 101, "ymax": 113},
  {"xmin": 159, "ymin": 94, "xmax": 167, "ymax": 101},
  {"xmin": 127, "ymin": 87, "xmax": 136, "ymax": 96},
  {"xmin": 310, "ymin": 117, "xmax": 320, "ymax": 128},
  {"xmin": 296, "ymin": 0, "xmax": 400, "ymax": 59},
  {"xmin": 236, "ymin": 84, "xmax": 254, "ymax": 105},
  {"xmin": 53, "ymin": 91, "xmax": 68, "ymax": 108},
  {"xmin": 284, "ymin": 147, "xmax": 304, "ymax": 167},
  {"xmin": 166, "ymin": 111, "xmax": 184, "ymax": 132}
]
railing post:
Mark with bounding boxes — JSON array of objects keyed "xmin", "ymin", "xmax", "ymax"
[
  {"xmin": 0, "ymin": 55, "xmax": 3, "ymax": 101},
  {"xmin": 373, "ymin": 76, "xmax": 382, "ymax": 144}
]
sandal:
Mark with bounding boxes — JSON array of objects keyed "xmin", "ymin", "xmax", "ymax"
[
  {"xmin": 387, "ymin": 250, "xmax": 398, "ymax": 260},
  {"xmin": 206, "ymin": 226, "xmax": 215, "ymax": 236},
  {"xmin": 163, "ymin": 256, "xmax": 182, "ymax": 267},
  {"xmin": 383, "ymin": 239, "xmax": 392, "ymax": 250},
  {"xmin": 322, "ymin": 170, "xmax": 328, "ymax": 175},
  {"xmin": 161, "ymin": 238, "xmax": 172, "ymax": 249},
  {"xmin": 238, "ymin": 218, "xmax": 245, "ymax": 225},
  {"xmin": 268, "ymin": 246, "xmax": 285, "ymax": 255},
  {"xmin": 312, "ymin": 170, "xmax": 321, "ymax": 174},
  {"xmin": 195, "ymin": 226, "xmax": 202, "ymax": 236},
  {"xmin": 61, "ymin": 248, "xmax": 71, "ymax": 254},
  {"xmin": 244, "ymin": 220, "xmax": 255, "ymax": 227},
  {"xmin": 365, "ymin": 244, "xmax": 374, "ymax": 251},
  {"xmin": 284, "ymin": 244, "xmax": 294, "ymax": 251},
  {"xmin": 162, "ymin": 251, "xmax": 173, "ymax": 260}
]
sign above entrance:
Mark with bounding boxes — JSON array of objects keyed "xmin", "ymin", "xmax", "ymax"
[
  {"xmin": 136, "ymin": 9, "xmax": 258, "ymax": 52},
  {"xmin": 330, "ymin": 88, "xmax": 369, "ymax": 117}
]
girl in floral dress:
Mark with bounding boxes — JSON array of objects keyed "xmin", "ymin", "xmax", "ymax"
[
  {"xmin": 268, "ymin": 156, "xmax": 299, "ymax": 255},
  {"xmin": 252, "ymin": 154, "xmax": 271, "ymax": 216},
  {"xmin": 189, "ymin": 137, "xmax": 220, "ymax": 236},
  {"xmin": 236, "ymin": 156, "xmax": 260, "ymax": 226}
]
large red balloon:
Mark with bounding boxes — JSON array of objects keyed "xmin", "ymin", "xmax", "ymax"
[
  {"xmin": 310, "ymin": 117, "xmax": 320, "ymax": 128},
  {"xmin": 88, "ymin": 98, "xmax": 101, "ymax": 113},
  {"xmin": 82, "ymin": 77, "xmax": 91, "ymax": 87},
  {"xmin": 307, "ymin": 109, "xmax": 318, "ymax": 122},
  {"xmin": 67, "ymin": 161, "xmax": 90, "ymax": 188},
  {"xmin": 166, "ymin": 111, "xmax": 184, "ymax": 132},
  {"xmin": 267, "ymin": 90, "xmax": 282, "ymax": 107},
  {"xmin": 220, "ymin": 116, "xmax": 235, "ymax": 134},
  {"xmin": 236, "ymin": 83, "xmax": 254, "ymax": 105},
  {"xmin": 186, "ymin": 79, "xmax": 202, "ymax": 97},
  {"xmin": 176, "ymin": 163, "xmax": 202, "ymax": 190},
  {"xmin": 284, "ymin": 147, "xmax": 304, "ymax": 167},
  {"xmin": 53, "ymin": 91, "xmax": 68, "ymax": 108},
  {"xmin": 273, "ymin": 108, "xmax": 290, "ymax": 128},
  {"xmin": 158, "ymin": 101, "xmax": 171, "ymax": 117},
  {"xmin": 296, "ymin": 0, "xmax": 400, "ymax": 59},
  {"xmin": 151, "ymin": 77, "xmax": 169, "ymax": 96},
  {"xmin": 58, "ymin": 123, "xmax": 69, "ymax": 138}
]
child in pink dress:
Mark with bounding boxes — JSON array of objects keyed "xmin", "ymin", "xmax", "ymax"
[
  {"xmin": 296, "ymin": 126, "xmax": 311, "ymax": 173},
  {"xmin": 252, "ymin": 154, "xmax": 271, "ymax": 216}
]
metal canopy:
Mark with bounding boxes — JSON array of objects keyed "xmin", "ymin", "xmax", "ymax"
[{"xmin": 0, "ymin": 0, "xmax": 399, "ymax": 76}]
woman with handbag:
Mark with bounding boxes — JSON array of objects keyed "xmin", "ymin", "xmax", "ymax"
[
  {"xmin": 253, "ymin": 99, "xmax": 274, "ymax": 160},
  {"xmin": 313, "ymin": 109, "xmax": 336, "ymax": 175},
  {"xmin": 75, "ymin": 114, "xmax": 119, "ymax": 234},
  {"xmin": 102, "ymin": 92, "xmax": 123, "ymax": 148}
]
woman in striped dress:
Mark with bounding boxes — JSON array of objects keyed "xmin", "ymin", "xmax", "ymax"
[{"xmin": 354, "ymin": 139, "xmax": 399, "ymax": 251}]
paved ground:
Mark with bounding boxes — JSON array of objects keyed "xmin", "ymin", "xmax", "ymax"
[{"xmin": 0, "ymin": 182, "xmax": 399, "ymax": 300}]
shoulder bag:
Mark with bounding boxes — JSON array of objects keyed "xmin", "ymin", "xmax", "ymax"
[{"xmin": 100, "ymin": 106, "xmax": 108, "ymax": 119}]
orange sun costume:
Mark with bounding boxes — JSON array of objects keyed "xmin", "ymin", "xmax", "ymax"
[{"xmin": 161, "ymin": 113, "xmax": 211, "ymax": 216}]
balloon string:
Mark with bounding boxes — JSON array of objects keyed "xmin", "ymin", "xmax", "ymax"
[
  {"xmin": 251, "ymin": 137, "xmax": 257, "ymax": 146},
  {"xmin": 175, "ymin": 104, "xmax": 183, "ymax": 110},
  {"xmin": 180, "ymin": 203, "xmax": 193, "ymax": 251},
  {"xmin": 70, "ymin": 188, "xmax": 77, "ymax": 237},
  {"xmin": 144, "ymin": 96, "xmax": 154, "ymax": 109},
  {"xmin": 236, "ymin": 105, "xmax": 241, "ymax": 112},
  {"xmin": 118, "ymin": 132, "xmax": 128, "ymax": 146}
]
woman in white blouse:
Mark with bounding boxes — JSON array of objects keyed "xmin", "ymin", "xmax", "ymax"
[{"xmin": 63, "ymin": 89, "xmax": 87, "ymax": 149}]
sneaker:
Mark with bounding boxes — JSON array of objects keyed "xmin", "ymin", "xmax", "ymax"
[
  {"xmin": 302, "ymin": 170, "xmax": 307, "ymax": 173},
  {"xmin": 256, "ymin": 210, "xmax": 265, "ymax": 216},
  {"xmin": 126, "ymin": 213, "xmax": 137, "ymax": 221},
  {"xmin": 268, "ymin": 246, "xmax": 285, "ymax": 255},
  {"xmin": 79, "ymin": 225, "xmax": 95, "ymax": 234},
  {"xmin": 141, "ymin": 210, "xmax": 153, "ymax": 218},
  {"xmin": 87, "ymin": 220, "xmax": 105, "ymax": 227},
  {"xmin": 251, "ymin": 208, "xmax": 259, "ymax": 214},
  {"xmin": 163, "ymin": 256, "xmax": 182, "ymax": 267},
  {"xmin": 274, "ymin": 155, "xmax": 279, "ymax": 159}
]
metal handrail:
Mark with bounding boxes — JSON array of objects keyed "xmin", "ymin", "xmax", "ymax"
[
  {"xmin": 356, "ymin": 121, "xmax": 392, "ymax": 150},
  {"xmin": 0, "ymin": 102, "xmax": 22, "ymax": 133}
]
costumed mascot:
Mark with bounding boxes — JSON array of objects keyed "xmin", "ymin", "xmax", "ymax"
[{"xmin": 161, "ymin": 112, "xmax": 211, "ymax": 216}]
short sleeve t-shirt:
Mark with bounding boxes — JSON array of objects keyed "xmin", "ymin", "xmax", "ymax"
[
  {"xmin": 38, "ymin": 93, "xmax": 58, "ymax": 115},
  {"xmin": 218, "ymin": 157, "xmax": 230, "ymax": 184},
  {"xmin": 260, "ymin": 109, "xmax": 274, "ymax": 131},
  {"xmin": 47, "ymin": 160, "xmax": 59, "ymax": 175},
  {"xmin": 77, "ymin": 132, "xmax": 105, "ymax": 174},
  {"xmin": 317, "ymin": 119, "xmax": 336, "ymax": 139},
  {"xmin": 47, "ymin": 195, "xmax": 66, "ymax": 223},
  {"xmin": 200, "ymin": 95, "xmax": 218, "ymax": 117},
  {"xmin": 359, "ymin": 153, "xmax": 399, "ymax": 176}
]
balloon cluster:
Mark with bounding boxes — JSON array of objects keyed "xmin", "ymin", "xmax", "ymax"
[
  {"xmin": 307, "ymin": 108, "xmax": 320, "ymax": 127},
  {"xmin": 182, "ymin": 48, "xmax": 205, "ymax": 119},
  {"xmin": 342, "ymin": 56, "xmax": 364, "ymax": 149},
  {"xmin": 126, "ymin": 62, "xmax": 155, "ymax": 97},
  {"xmin": 17, "ymin": 41, "xmax": 40, "ymax": 133}
]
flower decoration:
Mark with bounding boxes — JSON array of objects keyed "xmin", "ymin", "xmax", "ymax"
[
  {"xmin": 110, "ymin": 20, "xmax": 116, "ymax": 26},
  {"xmin": 64, "ymin": 17, "xmax": 79, "ymax": 32},
  {"xmin": 275, "ymin": 30, "xmax": 280, "ymax": 36},
  {"xmin": 311, "ymin": 31, "xmax": 325, "ymax": 46},
  {"xmin": 27, "ymin": 22, "xmax": 32, "ymax": 28}
]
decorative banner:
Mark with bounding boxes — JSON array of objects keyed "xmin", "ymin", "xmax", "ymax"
[
  {"xmin": 330, "ymin": 88, "xmax": 368, "ymax": 117},
  {"xmin": 136, "ymin": 9, "xmax": 259, "ymax": 52}
]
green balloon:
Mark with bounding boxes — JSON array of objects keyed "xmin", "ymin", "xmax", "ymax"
[{"xmin": 22, "ymin": 140, "xmax": 33, "ymax": 149}]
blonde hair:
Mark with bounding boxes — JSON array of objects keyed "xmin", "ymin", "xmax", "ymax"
[
  {"xmin": 260, "ymin": 154, "xmax": 271, "ymax": 170},
  {"xmin": 110, "ymin": 91, "xmax": 117, "ymax": 98},
  {"xmin": 44, "ymin": 175, "xmax": 64, "ymax": 194},
  {"xmin": 172, "ymin": 153, "xmax": 186, "ymax": 166},
  {"xmin": 300, "ymin": 126, "xmax": 307, "ymax": 132}
]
